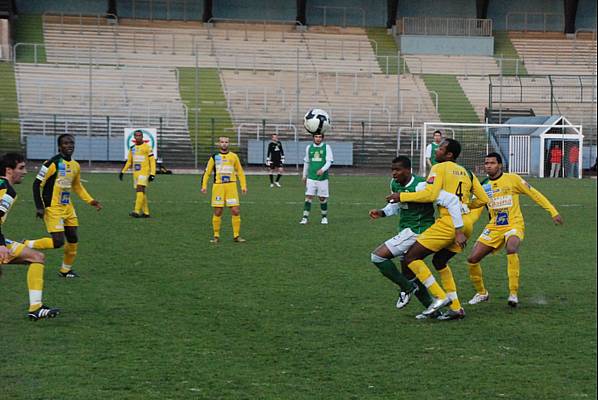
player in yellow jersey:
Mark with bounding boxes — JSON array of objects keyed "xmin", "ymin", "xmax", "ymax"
[
  {"xmin": 1, "ymin": 153, "xmax": 61, "ymax": 320},
  {"xmin": 467, "ymin": 152, "xmax": 563, "ymax": 308},
  {"xmin": 119, "ymin": 130, "xmax": 157, "ymax": 218},
  {"xmin": 387, "ymin": 138, "xmax": 490, "ymax": 320},
  {"xmin": 201, "ymin": 137, "xmax": 247, "ymax": 243},
  {"xmin": 24, "ymin": 134, "xmax": 102, "ymax": 278}
]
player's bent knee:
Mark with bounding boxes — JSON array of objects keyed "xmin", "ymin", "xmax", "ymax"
[
  {"xmin": 371, "ymin": 253, "xmax": 388, "ymax": 263},
  {"xmin": 52, "ymin": 237, "xmax": 65, "ymax": 248}
]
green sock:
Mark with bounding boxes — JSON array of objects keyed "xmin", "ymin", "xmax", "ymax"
[
  {"xmin": 410, "ymin": 278, "xmax": 434, "ymax": 308},
  {"xmin": 320, "ymin": 200, "xmax": 328, "ymax": 217},
  {"xmin": 303, "ymin": 201, "xmax": 312, "ymax": 218},
  {"xmin": 374, "ymin": 259, "xmax": 414, "ymax": 292}
]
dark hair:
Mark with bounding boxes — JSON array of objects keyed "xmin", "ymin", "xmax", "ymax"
[
  {"xmin": 0, "ymin": 152, "xmax": 25, "ymax": 175},
  {"xmin": 442, "ymin": 138, "xmax": 461, "ymax": 160},
  {"xmin": 392, "ymin": 155, "xmax": 411, "ymax": 169},
  {"xmin": 57, "ymin": 134, "xmax": 74, "ymax": 146},
  {"xmin": 433, "ymin": 130, "xmax": 443, "ymax": 136},
  {"xmin": 485, "ymin": 152, "xmax": 503, "ymax": 164}
]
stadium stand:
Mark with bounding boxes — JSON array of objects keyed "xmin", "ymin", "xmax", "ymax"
[
  {"xmin": 14, "ymin": 63, "xmax": 193, "ymax": 164},
  {"xmin": 510, "ymin": 34, "xmax": 597, "ymax": 75}
]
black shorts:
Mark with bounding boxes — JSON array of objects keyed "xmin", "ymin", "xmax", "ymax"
[{"xmin": 268, "ymin": 161, "xmax": 283, "ymax": 169}]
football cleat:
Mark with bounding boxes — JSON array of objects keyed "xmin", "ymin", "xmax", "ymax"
[
  {"xmin": 422, "ymin": 296, "xmax": 452, "ymax": 316},
  {"xmin": 58, "ymin": 269, "xmax": 79, "ymax": 278},
  {"xmin": 233, "ymin": 236, "xmax": 247, "ymax": 243},
  {"xmin": 274, "ymin": 182, "xmax": 281, "ymax": 188},
  {"xmin": 396, "ymin": 285, "xmax": 419, "ymax": 309},
  {"xmin": 437, "ymin": 308, "xmax": 466, "ymax": 321},
  {"xmin": 508, "ymin": 294, "xmax": 519, "ymax": 308},
  {"xmin": 415, "ymin": 310, "xmax": 441, "ymax": 320},
  {"xmin": 299, "ymin": 218, "xmax": 308, "ymax": 225},
  {"xmin": 468, "ymin": 291, "xmax": 490, "ymax": 305},
  {"xmin": 320, "ymin": 217, "xmax": 328, "ymax": 225},
  {"xmin": 141, "ymin": 214, "xmax": 151, "ymax": 218},
  {"xmin": 210, "ymin": 237, "xmax": 220, "ymax": 244},
  {"xmin": 129, "ymin": 212, "xmax": 142, "ymax": 218},
  {"xmin": 28, "ymin": 305, "xmax": 60, "ymax": 321}
]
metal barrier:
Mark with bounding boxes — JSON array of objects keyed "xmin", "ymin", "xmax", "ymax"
[
  {"xmin": 398, "ymin": 17, "xmax": 492, "ymax": 37},
  {"xmin": 310, "ymin": 6, "xmax": 366, "ymax": 28},
  {"xmin": 505, "ymin": 12, "xmax": 564, "ymax": 32}
]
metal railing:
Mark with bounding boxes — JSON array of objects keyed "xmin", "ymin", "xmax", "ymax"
[
  {"xmin": 398, "ymin": 17, "xmax": 492, "ymax": 37},
  {"xmin": 505, "ymin": 12, "xmax": 564, "ymax": 32},
  {"xmin": 310, "ymin": 6, "xmax": 366, "ymax": 28}
]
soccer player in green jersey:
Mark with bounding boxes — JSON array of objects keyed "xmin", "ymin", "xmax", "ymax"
[
  {"xmin": 425, "ymin": 130, "xmax": 443, "ymax": 171},
  {"xmin": 369, "ymin": 156, "xmax": 466, "ymax": 318},
  {"xmin": 300, "ymin": 133, "xmax": 333, "ymax": 225}
]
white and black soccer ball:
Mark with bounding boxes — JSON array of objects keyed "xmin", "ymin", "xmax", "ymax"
[{"xmin": 304, "ymin": 109, "xmax": 331, "ymax": 135}]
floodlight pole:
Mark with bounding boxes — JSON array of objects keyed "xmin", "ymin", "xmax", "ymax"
[
  {"xmin": 195, "ymin": 44, "xmax": 199, "ymax": 170},
  {"xmin": 296, "ymin": 48, "xmax": 300, "ymax": 127}
]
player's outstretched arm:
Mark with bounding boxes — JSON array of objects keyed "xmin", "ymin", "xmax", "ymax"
[{"xmin": 516, "ymin": 177, "xmax": 560, "ymax": 221}]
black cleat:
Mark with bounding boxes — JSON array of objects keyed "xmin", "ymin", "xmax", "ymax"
[
  {"xmin": 141, "ymin": 214, "xmax": 151, "ymax": 218},
  {"xmin": 28, "ymin": 305, "xmax": 60, "ymax": 321},
  {"xmin": 58, "ymin": 269, "xmax": 79, "ymax": 278},
  {"xmin": 129, "ymin": 212, "xmax": 142, "ymax": 218}
]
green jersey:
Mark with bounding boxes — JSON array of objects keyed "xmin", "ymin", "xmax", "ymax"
[
  {"xmin": 305, "ymin": 143, "xmax": 333, "ymax": 181},
  {"xmin": 389, "ymin": 175, "xmax": 435, "ymax": 234},
  {"xmin": 427, "ymin": 142, "xmax": 440, "ymax": 165}
]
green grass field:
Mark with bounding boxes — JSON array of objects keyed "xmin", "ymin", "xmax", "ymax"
[{"xmin": 1, "ymin": 172, "xmax": 596, "ymax": 399}]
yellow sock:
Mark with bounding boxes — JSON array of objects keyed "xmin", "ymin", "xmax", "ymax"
[
  {"xmin": 27, "ymin": 263, "xmax": 44, "ymax": 312},
  {"xmin": 468, "ymin": 262, "xmax": 487, "ymax": 295},
  {"xmin": 25, "ymin": 237, "xmax": 54, "ymax": 249},
  {"xmin": 507, "ymin": 253, "xmax": 520, "ymax": 296},
  {"xmin": 439, "ymin": 265, "xmax": 461, "ymax": 311},
  {"xmin": 134, "ymin": 192, "xmax": 144, "ymax": 214},
  {"xmin": 232, "ymin": 215, "xmax": 241, "ymax": 238},
  {"xmin": 212, "ymin": 215, "xmax": 222, "ymax": 238},
  {"xmin": 407, "ymin": 260, "xmax": 446, "ymax": 299},
  {"xmin": 142, "ymin": 192, "xmax": 150, "ymax": 215},
  {"xmin": 61, "ymin": 242, "xmax": 78, "ymax": 272}
]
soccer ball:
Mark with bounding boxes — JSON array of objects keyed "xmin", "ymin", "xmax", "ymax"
[{"xmin": 304, "ymin": 109, "xmax": 331, "ymax": 135}]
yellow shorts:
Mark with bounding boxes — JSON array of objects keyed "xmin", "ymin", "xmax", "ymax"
[
  {"xmin": 44, "ymin": 204, "xmax": 79, "ymax": 233},
  {"xmin": 416, "ymin": 214, "xmax": 474, "ymax": 254},
  {"xmin": 134, "ymin": 173, "xmax": 149, "ymax": 187},
  {"xmin": 2, "ymin": 240, "xmax": 26, "ymax": 264},
  {"xmin": 211, "ymin": 182, "xmax": 240, "ymax": 207},
  {"xmin": 477, "ymin": 224, "xmax": 525, "ymax": 250}
]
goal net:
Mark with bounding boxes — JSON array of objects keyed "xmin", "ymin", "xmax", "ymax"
[{"xmin": 420, "ymin": 122, "xmax": 584, "ymax": 179}]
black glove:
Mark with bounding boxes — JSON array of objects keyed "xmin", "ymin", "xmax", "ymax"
[
  {"xmin": 149, "ymin": 175, "xmax": 155, "ymax": 182},
  {"xmin": 118, "ymin": 172, "xmax": 123, "ymax": 181}
]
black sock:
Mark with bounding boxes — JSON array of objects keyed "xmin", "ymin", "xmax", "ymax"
[
  {"xmin": 276, "ymin": 174, "xmax": 282, "ymax": 182},
  {"xmin": 269, "ymin": 174, "xmax": 274, "ymax": 184}
]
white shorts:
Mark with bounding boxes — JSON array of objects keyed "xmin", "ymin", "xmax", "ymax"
[
  {"xmin": 384, "ymin": 228, "xmax": 419, "ymax": 258},
  {"xmin": 305, "ymin": 178, "xmax": 329, "ymax": 198}
]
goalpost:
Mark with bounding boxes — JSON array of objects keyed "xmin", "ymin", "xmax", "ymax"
[{"xmin": 420, "ymin": 121, "xmax": 584, "ymax": 179}]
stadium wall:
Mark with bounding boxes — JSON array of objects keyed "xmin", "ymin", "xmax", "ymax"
[
  {"xmin": 400, "ymin": 35, "xmax": 493, "ymax": 56},
  {"xmin": 575, "ymin": 0, "xmax": 597, "ymax": 30},
  {"xmin": 397, "ymin": 0, "xmax": 475, "ymax": 18},
  {"xmin": 15, "ymin": 0, "xmax": 105, "ymax": 15}
]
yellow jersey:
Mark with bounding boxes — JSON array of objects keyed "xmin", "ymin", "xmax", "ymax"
[
  {"xmin": 481, "ymin": 173, "xmax": 559, "ymax": 228},
  {"xmin": 401, "ymin": 161, "xmax": 489, "ymax": 217},
  {"xmin": 33, "ymin": 155, "xmax": 94, "ymax": 210},
  {"xmin": 122, "ymin": 143, "xmax": 156, "ymax": 176},
  {"xmin": 0, "ymin": 178, "xmax": 17, "ymax": 245},
  {"xmin": 201, "ymin": 151, "xmax": 247, "ymax": 190}
]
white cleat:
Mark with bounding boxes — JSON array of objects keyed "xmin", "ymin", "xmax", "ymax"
[
  {"xmin": 468, "ymin": 291, "xmax": 490, "ymax": 305},
  {"xmin": 274, "ymin": 182, "xmax": 281, "ymax": 187},
  {"xmin": 422, "ymin": 296, "xmax": 452, "ymax": 316},
  {"xmin": 508, "ymin": 294, "xmax": 519, "ymax": 308},
  {"xmin": 396, "ymin": 285, "xmax": 418, "ymax": 309},
  {"xmin": 299, "ymin": 218, "xmax": 308, "ymax": 225},
  {"xmin": 320, "ymin": 217, "xmax": 328, "ymax": 225}
]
